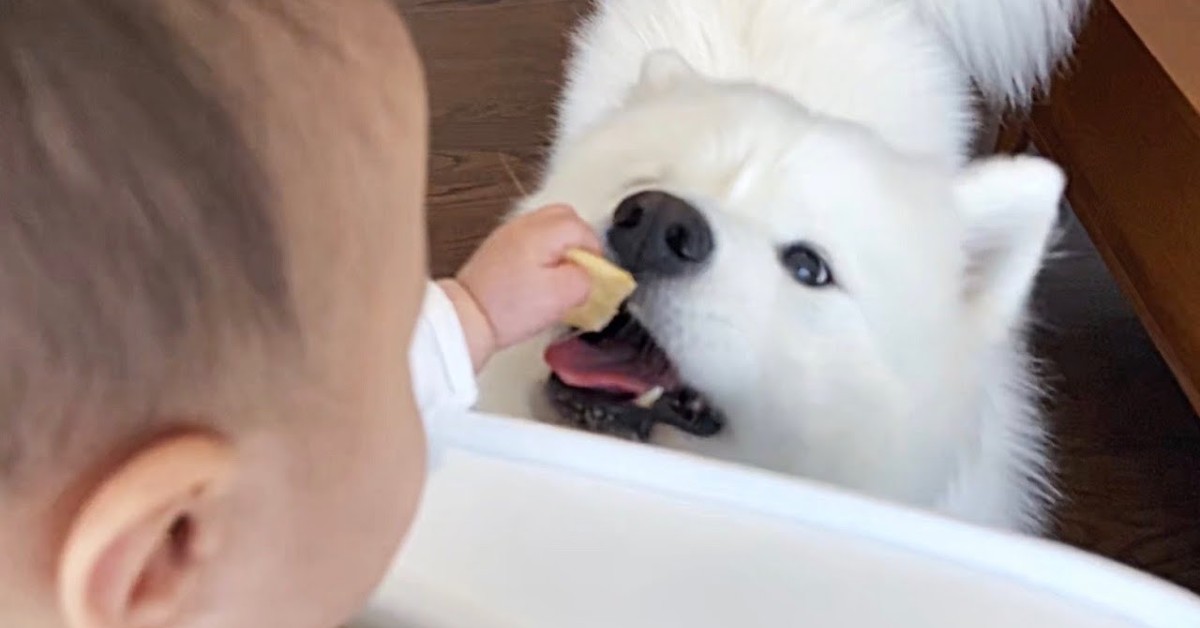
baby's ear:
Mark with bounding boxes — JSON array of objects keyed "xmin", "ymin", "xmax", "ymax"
[
  {"xmin": 955, "ymin": 155, "xmax": 1065, "ymax": 340},
  {"xmin": 58, "ymin": 434, "xmax": 236, "ymax": 628},
  {"xmin": 630, "ymin": 49, "xmax": 700, "ymax": 97}
]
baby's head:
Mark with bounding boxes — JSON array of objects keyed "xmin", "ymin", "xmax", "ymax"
[{"xmin": 0, "ymin": 1, "xmax": 430, "ymax": 626}]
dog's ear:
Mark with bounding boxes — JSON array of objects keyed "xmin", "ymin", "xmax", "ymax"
[
  {"xmin": 954, "ymin": 155, "xmax": 1065, "ymax": 339},
  {"xmin": 633, "ymin": 49, "xmax": 700, "ymax": 95}
]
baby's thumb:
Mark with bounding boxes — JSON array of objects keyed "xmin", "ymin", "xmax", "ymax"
[{"xmin": 547, "ymin": 263, "xmax": 593, "ymax": 315}]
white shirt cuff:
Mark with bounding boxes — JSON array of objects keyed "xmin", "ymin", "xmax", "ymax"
[{"xmin": 410, "ymin": 281, "xmax": 479, "ymax": 421}]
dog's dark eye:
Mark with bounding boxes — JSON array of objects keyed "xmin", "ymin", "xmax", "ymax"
[{"xmin": 780, "ymin": 244, "xmax": 833, "ymax": 287}]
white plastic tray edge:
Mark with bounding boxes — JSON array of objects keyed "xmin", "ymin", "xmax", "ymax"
[{"xmin": 427, "ymin": 411, "xmax": 1200, "ymax": 627}]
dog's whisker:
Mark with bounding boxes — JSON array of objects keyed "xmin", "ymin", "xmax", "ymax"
[{"xmin": 498, "ymin": 153, "xmax": 529, "ymax": 197}]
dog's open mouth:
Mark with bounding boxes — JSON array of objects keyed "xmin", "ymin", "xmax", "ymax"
[{"xmin": 543, "ymin": 308, "xmax": 725, "ymax": 442}]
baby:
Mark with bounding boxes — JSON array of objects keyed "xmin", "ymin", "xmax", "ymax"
[{"xmin": 0, "ymin": 1, "xmax": 595, "ymax": 627}]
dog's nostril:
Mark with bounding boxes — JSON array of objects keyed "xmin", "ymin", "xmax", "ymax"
[
  {"xmin": 665, "ymin": 224, "xmax": 701, "ymax": 261},
  {"xmin": 613, "ymin": 201, "xmax": 644, "ymax": 229}
]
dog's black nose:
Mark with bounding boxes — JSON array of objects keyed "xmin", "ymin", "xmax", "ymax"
[{"xmin": 607, "ymin": 191, "xmax": 713, "ymax": 276}]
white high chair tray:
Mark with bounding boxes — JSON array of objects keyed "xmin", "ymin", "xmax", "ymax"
[{"xmin": 357, "ymin": 412, "xmax": 1200, "ymax": 628}]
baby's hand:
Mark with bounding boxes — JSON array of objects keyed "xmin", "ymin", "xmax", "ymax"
[{"xmin": 440, "ymin": 205, "xmax": 601, "ymax": 370}]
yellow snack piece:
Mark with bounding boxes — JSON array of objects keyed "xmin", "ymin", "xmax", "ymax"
[{"xmin": 562, "ymin": 249, "xmax": 637, "ymax": 332}]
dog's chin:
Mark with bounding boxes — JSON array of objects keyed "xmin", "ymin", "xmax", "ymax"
[{"xmin": 542, "ymin": 308, "xmax": 726, "ymax": 442}]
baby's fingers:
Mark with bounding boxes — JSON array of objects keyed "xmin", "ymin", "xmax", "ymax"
[
  {"xmin": 544, "ymin": 263, "xmax": 593, "ymax": 315},
  {"xmin": 525, "ymin": 205, "xmax": 602, "ymax": 263}
]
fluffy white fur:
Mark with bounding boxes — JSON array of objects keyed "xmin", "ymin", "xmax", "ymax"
[
  {"xmin": 478, "ymin": 0, "xmax": 1084, "ymax": 533},
  {"xmin": 905, "ymin": 0, "xmax": 1090, "ymax": 105}
]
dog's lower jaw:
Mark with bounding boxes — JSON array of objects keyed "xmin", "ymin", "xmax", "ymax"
[{"xmin": 648, "ymin": 390, "xmax": 797, "ymax": 474}]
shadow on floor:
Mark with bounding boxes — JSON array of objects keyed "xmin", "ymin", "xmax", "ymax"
[{"xmin": 1034, "ymin": 206, "xmax": 1200, "ymax": 591}]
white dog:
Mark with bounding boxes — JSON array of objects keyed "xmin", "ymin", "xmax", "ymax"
[{"xmin": 478, "ymin": 0, "xmax": 1088, "ymax": 533}]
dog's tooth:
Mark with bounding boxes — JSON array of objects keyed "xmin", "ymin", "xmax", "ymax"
[{"xmin": 634, "ymin": 386, "xmax": 666, "ymax": 408}]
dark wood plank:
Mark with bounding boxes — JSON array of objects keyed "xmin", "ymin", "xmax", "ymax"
[
  {"xmin": 399, "ymin": 0, "xmax": 587, "ymax": 275},
  {"xmin": 1110, "ymin": 0, "xmax": 1200, "ymax": 112},
  {"xmin": 423, "ymin": 148, "xmax": 541, "ymax": 275},
  {"xmin": 1029, "ymin": 0, "xmax": 1200, "ymax": 413}
]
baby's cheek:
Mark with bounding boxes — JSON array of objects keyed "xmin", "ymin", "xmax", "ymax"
[
  {"xmin": 382, "ymin": 415, "xmax": 427, "ymax": 576},
  {"xmin": 384, "ymin": 365, "xmax": 428, "ymax": 527},
  {"xmin": 337, "ymin": 376, "xmax": 427, "ymax": 607}
]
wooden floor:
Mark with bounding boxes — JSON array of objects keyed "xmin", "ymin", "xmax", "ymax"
[{"xmin": 397, "ymin": 0, "xmax": 1200, "ymax": 593}]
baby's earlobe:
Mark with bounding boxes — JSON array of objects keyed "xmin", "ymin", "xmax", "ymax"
[{"xmin": 57, "ymin": 433, "xmax": 235, "ymax": 628}]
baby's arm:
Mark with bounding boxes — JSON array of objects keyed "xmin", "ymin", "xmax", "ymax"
[
  {"xmin": 438, "ymin": 205, "xmax": 601, "ymax": 371},
  {"xmin": 409, "ymin": 205, "xmax": 598, "ymax": 418}
]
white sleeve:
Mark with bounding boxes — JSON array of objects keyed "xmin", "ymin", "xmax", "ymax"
[{"xmin": 409, "ymin": 281, "xmax": 478, "ymax": 419}]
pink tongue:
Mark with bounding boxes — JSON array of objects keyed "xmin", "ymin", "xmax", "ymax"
[{"xmin": 544, "ymin": 336, "xmax": 679, "ymax": 396}]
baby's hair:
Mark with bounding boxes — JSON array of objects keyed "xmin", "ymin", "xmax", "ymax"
[{"xmin": 0, "ymin": 0, "xmax": 293, "ymax": 486}]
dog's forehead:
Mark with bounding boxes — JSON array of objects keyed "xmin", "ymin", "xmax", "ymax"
[
  {"xmin": 541, "ymin": 86, "xmax": 956, "ymax": 255},
  {"xmin": 714, "ymin": 124, "xmax": 928, "ymax": 237}
]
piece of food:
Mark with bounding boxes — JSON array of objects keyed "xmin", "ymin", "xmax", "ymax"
[{"xmin": 561, "ymin": 249, "xmax": 637, "ymax": 333}]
